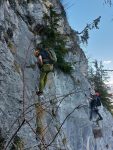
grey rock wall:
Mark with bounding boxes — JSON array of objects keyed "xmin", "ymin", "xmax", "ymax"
[{"xmin": 0, "ymin": 0, "xmax": 113, "ymax": 150}]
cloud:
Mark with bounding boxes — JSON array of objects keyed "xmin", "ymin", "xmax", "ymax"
[
  {"xmin": 107, "ymin": 80, "xmax": 113, "ymax": 85},
  {"xmin": 103, "ymin": 60, "xmax": 112, "ymax": 64}
]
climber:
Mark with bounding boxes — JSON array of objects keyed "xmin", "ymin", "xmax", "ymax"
[
  {"xmin": 89, "ymin": 92, "xmax": 103, "ymax": 122},
  {"xmin": 34, "ymin": 46, "xmax": 57, "ymax": 96}
]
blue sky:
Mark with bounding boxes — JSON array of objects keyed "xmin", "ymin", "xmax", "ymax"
[{"xmin": 63, "ymin": 0, "xmax": 113, "ymax": 83}]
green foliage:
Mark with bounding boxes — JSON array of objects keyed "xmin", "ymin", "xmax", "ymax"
[
  {"xmin": 7, "ymin": 41, "xmax": 14, "ymax": 49},
  {"xmin": 60, "ymin": 3, "xmax": 67, "ymax": 17},
  {"xmin": 10, "ymin": 135, "xmax": 24, "ymax": 150},
  {"xmin": 14, "ymin": 61, "xmax": 21, "ymax": 74},
  {"xmin": 80, "ymin": 28, "xmax": 89, "ymax": 44},
  {"xmin": 25, "ymin": 15, "xmax": 35, "ymax": 25},
  {"xmin": 39, "ymin": 7, "xmax": 73, "ymax": 73},
  {"xmin": 88, "ymin": 60, "xmax": 113, "ymax": 115},
  {"xmin": 7, "ymin": 28, "xmax": 13, "ymax": 39},
  {"xmin": 8, "ymin": 0, "xmax": 16, "ymax": 9},
  {"xmin": 0, "ymin": 129, "xmax": 5, "ymax": 149},
  {"xmin": 104, "ymin": 0, "xmax": 112, "ymax": 6},
  {"xmin": 27, "ymin": 0, "xmax": 32, "ymax": 3},
  {"xmin": 0, "ymin": 0, "xmax": 4, "ymax": 5},
  {"xmin": 27, "ymin": 0, "xmax": 37, "ymax": 3},
  {"xmin": 76, "ymin": 16, "xmax": 101, "ymax": 44},
  {"xmin": 62, "ymin": 137, "xmax": 67, "ymax": 145}
]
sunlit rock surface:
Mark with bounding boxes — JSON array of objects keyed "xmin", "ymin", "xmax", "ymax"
[{"xmin": 0, "ymin": 0, "xmax": 113, "ymax": 149}]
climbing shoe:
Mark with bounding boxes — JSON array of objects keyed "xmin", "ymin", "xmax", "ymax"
[
  {"xmin": 99, "ymin": 117, "xmax": 103, "ymax": 121},
  {"xmin": 36, "ymin": 91, "xmax": 43, "ymax": 96},
  {"xmin": 96, "ymin": 117, "xmax": 103, "ymax": 123}
]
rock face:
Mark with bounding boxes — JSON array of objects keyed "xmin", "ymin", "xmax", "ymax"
[{"xmin": 0, "ymin": 0, "xmax": 113, "ymax": 150}]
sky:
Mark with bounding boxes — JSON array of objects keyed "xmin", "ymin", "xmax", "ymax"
[{"xmin": 62, "ymin": 0, "xmax": 113, "ymax": 84}]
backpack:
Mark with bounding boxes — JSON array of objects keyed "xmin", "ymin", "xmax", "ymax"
[
  {"xmin": 90, "ymin": 99, "xmax": 97, "ymax": 109},
  {"xmin": 47, "ymin": 49, "xmax": 57, "ymax": 64},
  {"xmin": 90, "ymin": 95, "xmax": 101, "ymax": 109},
  {"xmin": 96, "ymin": 96, "xmax": 101, "ymax": 106}
]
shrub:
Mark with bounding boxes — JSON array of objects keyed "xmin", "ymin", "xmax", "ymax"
[
  {"xmin": 38, "ymin": 7, "xmax": 73, "ymax": 74},
  {"xmin": 0, "ymin": 129, "xmax": 5, "ymax": 149},
  {"xmin": 10, "ymin": 135, "xmax": 24, "ymax": 150},
  {"xmin": 88, "ymin": 60, "xmax": 113, "ymax": 115}
]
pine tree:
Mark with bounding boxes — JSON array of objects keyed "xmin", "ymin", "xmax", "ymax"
[{"xmin": 88, "ymin": 60, "xmax": 113, "ymax": 115}]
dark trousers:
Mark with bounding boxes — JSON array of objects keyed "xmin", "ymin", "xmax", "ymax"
[{"xmin": 90, "ymin": 108, "xmax": 103, "ymax": 120}]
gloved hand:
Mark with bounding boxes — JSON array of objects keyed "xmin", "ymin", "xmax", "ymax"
[{"xmin": 38, "ymin": 63, "xmax": 43, "ymax": 70}]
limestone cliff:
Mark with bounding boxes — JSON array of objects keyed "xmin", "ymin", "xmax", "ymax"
[{"xmin": 0, "ymin": 0, "xmax": 113, "ymax": 150}]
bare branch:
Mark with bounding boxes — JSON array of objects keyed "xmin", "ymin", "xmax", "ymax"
[
  {"xmin": 46, "ymin": 104, "xmax": 87, "ymax": 148},
  {"xmin": 4, "ymin": 119, "xmax": 25, "ymax": 150}
]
